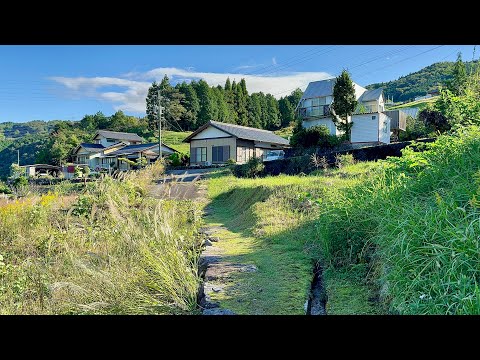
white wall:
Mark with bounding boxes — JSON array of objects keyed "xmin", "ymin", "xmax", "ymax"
[
  {"xmin": 351, "ymin": 113, "xmax": 380, "ymax": 143},
  {"xmin": 302, "ymin": 117, "xmax": 340, "ymax": 135},
  {"xmin": 191, "ymin": 126, "xmax": 230, "ymax": 139},
  {"xmin": 378, "ymin": 113, "xmax": 391, "ymax": 144}
]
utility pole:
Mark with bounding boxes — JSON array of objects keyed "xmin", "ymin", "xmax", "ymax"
[{"xmin": 158, "ymin": 89, "xmax": 163, "ymax": 160}]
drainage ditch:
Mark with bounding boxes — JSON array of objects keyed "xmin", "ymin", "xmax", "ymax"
[{"xmin": 306, "ymin": 262, "xmax": 327, "ymax": 315}]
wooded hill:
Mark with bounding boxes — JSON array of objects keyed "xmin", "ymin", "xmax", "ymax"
[{"xmin": 366, "ymin": 60, "xmax": 479, "ymax": 102}]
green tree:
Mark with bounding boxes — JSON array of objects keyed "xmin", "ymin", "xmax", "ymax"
[
  {"xmin": 235, "ymin": 79, "xmax": 249, "ymax": 126},
  {"xmin": 287, "ymin": 88, "xmax": 303, "ymax": 109},
  {"xmin": 331, "ymin": 70, "xmax": 358, "ymax": 141},
  {"xmin": 265, "ymin": 94, "xmax": 281, "ymax": 130},
  {"xmin": 248, "ymin": 93, "xmax": 263, "ymax": 128},
  {"xmin": 196, "ymin": 80, "xmax": 214, "ymax": 126},
  {"xmin": 146, "ymin": 81, "xmax": 160, "ymax": 131},
  {"xmin": 159, "ymin": 75, "xmax": 186, "ymax": 131},
  {"xmin": 278, "ymin": 97, "xmax": 295, "ymax": 127},
  {"xmin": 224, "ymin": 78, "xmax": 237, "ymax": 124},
  {"xmin": 177, "ymin": 81, "xmax": 200, "ymax": 130},
  {"xmin": 447, "ymin": 52, "xmax": 467, "ymax": 96}
]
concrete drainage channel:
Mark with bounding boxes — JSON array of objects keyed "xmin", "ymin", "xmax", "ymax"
[
  {"xmin": 196, "ymin": 206, "xmax": 327, "ymax": 315},
  {"xmin": 305, "ymin": 262, "xmax": 328, "ymax": 315}
]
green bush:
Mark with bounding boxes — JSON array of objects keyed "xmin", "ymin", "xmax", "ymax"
[
  {"xmin": 226, "ymin": 158, "xmax": 236, "ymax": 166},
  {"xmin": 233, "ymin": 157, "xmax": 265, "ymax": 178},
  {"xmin": 168, "ymin": 152, "xmax": 189, "ymax": 167},
  {"xmin": 0, "ymin": 181, "xmax": 11, "ymax": 194},
  {"xmin": 291, "ymin": 125, "xmax": 341, "ymax": 149},
  {"xmin": 399, "ymin": 115, "xmax": 433, "ymax": 141}
]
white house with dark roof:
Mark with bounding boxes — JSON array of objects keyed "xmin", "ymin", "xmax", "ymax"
[
  {"xmin": 71, "ymin": 130, "xmax": 175, "ymax": 172},
  {"xmin": 297, "ymin": 78, "xmax": 392, "ymax": 144},
  {"xmin": 183, "ymin": 120, "xmax": 290, "ymax": 165},
  {"xmin": 93, "ymin": 130, "xmax": 144, "ymax": 146}
]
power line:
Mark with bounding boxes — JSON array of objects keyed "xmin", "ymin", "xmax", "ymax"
[
  {"xmin": 237, "ymin": 46, "xmax": 326, "ymax": 76},
  {"xmin": 354, "ymin": 45, "xmax": 445, "ymax": 80},
  {"xmin": 270, "ymin": 45, "xmax": 415, "ymax": 97}
]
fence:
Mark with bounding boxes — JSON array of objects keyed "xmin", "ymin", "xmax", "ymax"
[{"xmin": 261, "ymin": 138, "xmax": 436, "ymax": 176}]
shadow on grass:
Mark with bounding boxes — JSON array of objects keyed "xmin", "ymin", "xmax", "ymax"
[{"xmin": 203, "ymin": 183, "xmax": 380, "ymax": 315}]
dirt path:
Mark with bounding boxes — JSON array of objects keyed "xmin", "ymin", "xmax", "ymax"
[
  {"xmin": 197, "ymin": 207, "xmax": 259, "ymax": 315},
  {"xmin": 148, "ymin": 169, "xmax": 255, "ymax": 315},
  {"xmin": 148, "ymin": 168, "xmax": 213, "ymax": 200}
]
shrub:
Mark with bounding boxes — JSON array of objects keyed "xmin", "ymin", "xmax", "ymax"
[
  {"xmin": 233, "ymin": 157, "xmax": 265, "ymax": 178},
  {"xmin": 0, "ymin": 181, "xmax": 11, "ymax": 194},
  {"xmin": 226, "ymin": 158, "xmax": 236, "ymax": 166},
  {"xmin": 399, "ymin": 115, "xmax": 433, "ymax": 141},
  {"xmin": 291, "ymin": 125, "xmax": 340, "ymax": 149},
  {"xmin": 335, "ymin": 153, "xmax": 355, "ymax": 169},
  {"xmin": 168, "ymin": 152, "xmax": 189, "ymax": 167}
]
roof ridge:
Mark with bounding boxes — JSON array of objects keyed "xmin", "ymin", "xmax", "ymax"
[{"xmin": 211, "ymin": 120, "xmax": 275, "ymax": 133}]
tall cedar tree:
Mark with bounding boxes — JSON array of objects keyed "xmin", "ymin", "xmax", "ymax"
[
  {"xmin": 448, "ymin": 52, "xmax": 467, "ymax": 96},
  {"xmin": 331, "ymin": 70, "xmax": 357, "ymax": 141},
  {"xmin": 158, "ymin": 75, "xmax": 186, "ymax": 131},
  {"xmin": 145, "ymin": 81, "xmax": 160, "ymax": 131}
]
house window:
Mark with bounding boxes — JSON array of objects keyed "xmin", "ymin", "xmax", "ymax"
[
  {"xmin": 106, "ymin": 138, "xmax": 117, "ymax": 143},
  {"xmin": 212, "ymin": 146, "xmax": 230, "ymax": 163},
  {"xmin": 372, "ymin": 115, "xmax": 376, "ymax": 120},
  {"xmin": 192, "ymin": 147, "xmax": 207, "ymax": 163},
  {"xmin": 236, "ymin": 146, "xmax": 254, "ymax": 163},
  {"xmin": 101, "ymin": 158, "xmax": 113, "ymax": 165}
]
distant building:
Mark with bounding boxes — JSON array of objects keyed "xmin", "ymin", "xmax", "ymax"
[
  {"xmin": 296, "ymin": 79, "xmax": 392, "ymax": 144},
  {"xmin": 414, "ymin": 94, "xmax": 433, "ymax": 101},
  {"xmin": 183, "ymin": 121, "xmax": 290, "ymax": 165},
  {"xmin": 70, "ymin": 130, "xmax": 175, "ymax": 172}
]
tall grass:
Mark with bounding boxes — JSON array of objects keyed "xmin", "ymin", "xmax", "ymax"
[
  {"xmin": 314, "ymin": 126, "xmax": 480, "ymax": 314},
  {"xmin": 0, "ymin": 162, "xmax": 203, "ymax": 314}
]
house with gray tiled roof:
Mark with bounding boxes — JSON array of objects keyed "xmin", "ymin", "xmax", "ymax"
[
  {"xmin": 71, "ymin": 130, "xmax": 175, "ymax": 172},
  {"xmin": 183, "ymin": 120, "xmax": 289, "ymax": 165}
]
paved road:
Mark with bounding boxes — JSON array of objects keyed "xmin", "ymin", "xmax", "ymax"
[{"xmin": 149, "ymin": 168, "xmax": 215, "ymax": 200}]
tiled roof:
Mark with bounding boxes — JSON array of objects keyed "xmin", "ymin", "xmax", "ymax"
[
  {"xmin": 184, "ymin": 121, "xmax": 290, "ymax": 146},
  {"xmin": 358, "ymin": 88, "xmax": 383, "ymax": 102},
  {"xmin": 106, "ymin": 143, "xmax": 175, "ymax": 156},
  {"xmin": 79, "ymin": 143, "xmax": 105, "ymax": 152},
  {"xmin": 95, "ymin": 130, "xmax": 144, "ymax": 142}
]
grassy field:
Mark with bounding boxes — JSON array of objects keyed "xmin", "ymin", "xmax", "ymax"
[
  {"xmin": 161, "ymin": 130, "xmax": 191, "ymax": 155},
  {"xmin": 205, "ymin": 125, "xmax": 480, "ymax": 314},
  {"xmin": 205, "ymin": 163, "xmax": 382, "ymax": 314},
  {"xmin": 0, "ymin": 162, "xmax": 203, "ymax": 314},
  {"xmin": 387, "ymin": 96, "xmax": 438, "ymax": 111}
]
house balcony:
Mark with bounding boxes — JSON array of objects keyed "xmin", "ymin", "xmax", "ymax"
[{"xmin": 298, "ymin": 105, "xmax": 331, "ymax": 119}]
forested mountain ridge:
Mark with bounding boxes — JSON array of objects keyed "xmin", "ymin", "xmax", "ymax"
[
  {"xmin": 366, "ymin": 60, "xmax": 479, "ymax": 102},
  {"xmin": 0, "ymin": 77, "xmax": 302, "ymax": 179}
]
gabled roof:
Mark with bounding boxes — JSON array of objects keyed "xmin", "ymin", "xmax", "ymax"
[
  {"xmin": 73, "ymin": 143, "xmax": 105, "ymax": 154},
  {"xmin": 300, "ymin": 78, "xmax": 336, "ymax": 100},
  {"xmin": 358, "ymin": 88, "xmax": 383, "ymax": 102},
  {"xmin": 299, "ymin": 78, "xmax": 367, "ymax": 104},
  {"xmin": 94, "ymin": 130, "xmax": 144, "ymax": 142},
  {"xmin": 105, "ymin": 142, "xmax": 176, "ymax": 156},
  {"xmin": 183, "ymin": 121, "xmax": 290, "ymax": 146}
]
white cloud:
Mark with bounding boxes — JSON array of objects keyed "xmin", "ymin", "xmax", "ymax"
[
  {"xmin": 49, "ymin": 68, "xmax": 333, "ymax": 114},
  {"xmin": 272, "ymin": 57, "xmax": 277, "ymax": 65}
]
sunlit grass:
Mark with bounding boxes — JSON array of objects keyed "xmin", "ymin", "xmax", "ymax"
[{"xmin": 0, "ymin": 162, "xmax": 203, "ymax": 314}]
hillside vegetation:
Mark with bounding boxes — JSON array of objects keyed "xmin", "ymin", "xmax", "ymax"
[
  {"xmin": 0, "ymin": 162, "xmax": 203, "ymax": 314},
  {"xmin": 367, "ymin": 60, "xmax": 478, "ymax": 102},
  {"xmin": 207, "ymin": 126, "xmax": 480, "ymax": 314}
]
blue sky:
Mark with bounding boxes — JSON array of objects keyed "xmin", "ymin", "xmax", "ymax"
[{"xmin": 0, "ymin": 45, "xmax": 476, "ymax": 122}]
